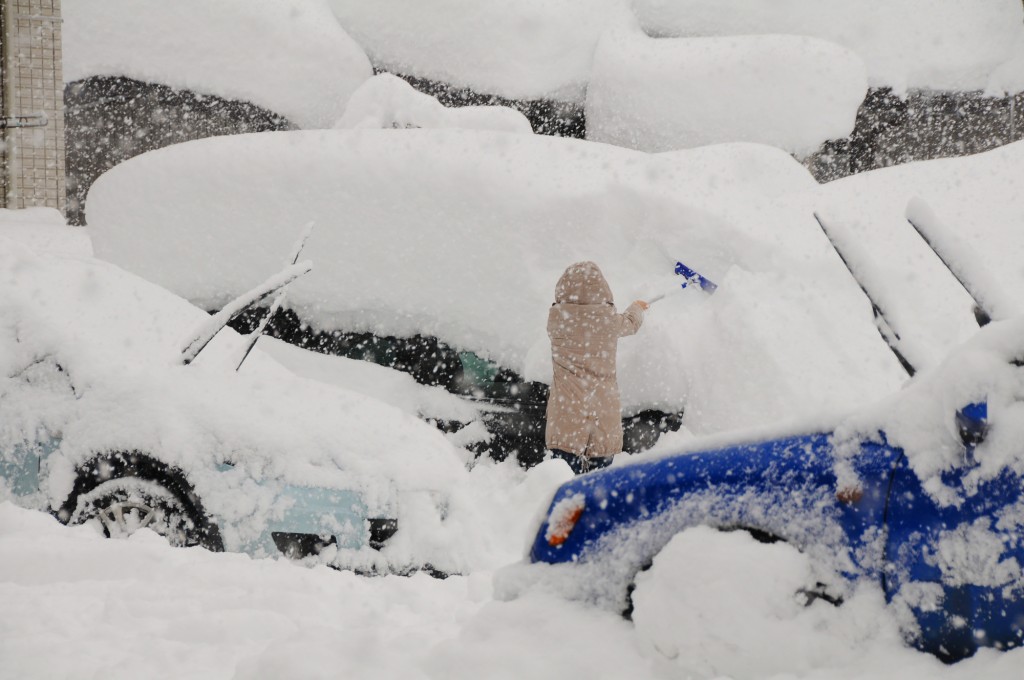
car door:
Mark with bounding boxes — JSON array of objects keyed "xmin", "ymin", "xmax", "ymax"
[{"xmin": 883, "ymin": 448, "xmax": 1024, "ymax": 659}]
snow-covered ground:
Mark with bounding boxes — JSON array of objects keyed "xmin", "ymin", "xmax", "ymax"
[
  {"xmin": 8, "ymin": 4, "xmax": 1024, "ymax": 676},
  {"xmin": 4, "ymin": 497, "xmax": 1024, "ymax": 680}
]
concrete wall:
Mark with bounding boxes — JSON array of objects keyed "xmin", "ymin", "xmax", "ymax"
[
  {"xmin": 806, "ymin": 88, "xmax": 1024, "ymax": 182},
  {"xmin": 1, "ymin": 0, "xmax": 65, "ymax": 213}
]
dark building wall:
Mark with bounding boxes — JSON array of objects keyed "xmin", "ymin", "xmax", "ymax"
[
  {"xmin": 805, "ymin": 88, "xmax": 1024, "ymax": 182},
  {"xmin": 386, "ymin": 71, "xmax": 586, "ymax": 138},
  {"xmin": 64, "ymin": 75, "xmax": 292, "ymax": 225}
]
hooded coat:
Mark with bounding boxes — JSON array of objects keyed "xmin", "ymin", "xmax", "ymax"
[{"xmin": 545, "ymin": 262, "xmax": 644, "ymax": 458}]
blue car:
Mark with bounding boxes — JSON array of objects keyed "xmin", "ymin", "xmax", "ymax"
[
  {"xmin": 527, "ymin": 205, "xmax": 1024, "ymax": 661},
  {"xmin": 527, "ymin": 318, "xmax": 1024, "ymax": 662}
]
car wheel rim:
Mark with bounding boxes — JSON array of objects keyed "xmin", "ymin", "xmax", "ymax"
[{"xmin": 73, "ymin": 479, "xmax": 195, "ymax": 547}]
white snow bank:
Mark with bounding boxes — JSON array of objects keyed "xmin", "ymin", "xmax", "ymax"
[
  {"xmin": 63, "ymin": 0, "xmax": 373, "ymax": 128},
  {"xmin": 335, "ymin": 74, "xmax": 532, "ymax": 134},
  {"xmin": 8, "ymin": 500, "xmax": 1023, "ymax": 679},
  {"xmin": 327, "ymin": 0, "xmax": 633, "ymax": 102},
  {"xmin": 633, "ymin": 0, "xmax": 1024, "ymax": 94},
  {"xmin": 587, "ymin": 28, "xmax": 867, "ymax": 156},
  {"xmin": 988, "ymin": 34, "xmax": 1024, "ymax": 96},
  {"xmin": 87, "ymin": 129, "xmax": 904, "ymax": 435},
  {"xmin": 0, "ymin": 208, "xmax": 91, "ymax": 257},
  {"xmin": 631, "ymin": 527, "xmax": 907, "ymax": 678}
]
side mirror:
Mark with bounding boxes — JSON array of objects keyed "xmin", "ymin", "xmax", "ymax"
[{"xmin": 956, "ymin": 401, "xmax": 988, "ymax": 448}]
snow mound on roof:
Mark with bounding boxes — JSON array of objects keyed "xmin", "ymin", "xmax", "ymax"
[
  {"xmin": 587, "ymin": 29, "xmax": 867, "ymax": 155},
  {"xmin": 86, "ymin": 129, "xmax": 905, "ymax": 435},
  {"xmin": 63, "ymin": 0, "xmax": 373, "ymax": 128},
  {"xmin": 335, "ymin": 74, "xmax": 532, "ymax": 134},
  {"xmin": 633, "ymin": 0, "xmax": 1024, "ymax": 94},
  {"xmin": 327, "ymin": 0, "xmax": 633, "ymax": 101}
]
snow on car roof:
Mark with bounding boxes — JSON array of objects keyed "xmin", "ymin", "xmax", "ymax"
[
  {"xmin": 85, "ymin": 128, "xmax": 905, "ymax": 436},
  {"xmin": 62, "ymin": 0, "xmax": 373, "ymax": 128}
]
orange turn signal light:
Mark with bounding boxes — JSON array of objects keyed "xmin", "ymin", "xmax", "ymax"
[{"xmin": 547, "ymin": 506, "xmax": 584, "ymax": 546}]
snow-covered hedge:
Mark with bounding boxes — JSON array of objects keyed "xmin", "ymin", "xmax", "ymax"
[
  {"xmin": 63, "ymin": 0, "xmax": 373, "ymax": 128},
  {"xmin": 631, "ymin": 0, "xmax": 1024, "ymax": 94},
  {"xmin": 326, "ymin": 0, "xmax": 632, "ymax": 102},
  {"xmin": 586, "ymin": 29, "xmax": 867, "ymax": 155},
  {"xmin": 335, "ymin": 74, "xmax": 533, "ymax": 134}
]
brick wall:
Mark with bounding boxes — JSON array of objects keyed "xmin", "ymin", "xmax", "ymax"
[{"xmin": 1, "ymin": 0, "xmax": 65, "ymax": 213}]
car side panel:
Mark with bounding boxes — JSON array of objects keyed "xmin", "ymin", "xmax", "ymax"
[
  {"xmin": 530, "ymin": 433, "xmax": 899, "ymax": 583},
  {"xmin": 0, "ymin": 437, "xmax": 60, "ymax": 497},
  {"xmin": 884, "ymin": 457, "xmax": 1024, "ymax": 658}
]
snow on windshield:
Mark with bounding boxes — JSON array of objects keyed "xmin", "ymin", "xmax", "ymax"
[
  {"xmin": 63, "ymin": 0, "xmax": 373, "ymax": 128},
  {"xmin": 86, "ymin": 129, "xmax": 906, "ymax": 436},
  {"xmin": 815, "ymin": 141, "xmax": 1024, "ymax": 372}
]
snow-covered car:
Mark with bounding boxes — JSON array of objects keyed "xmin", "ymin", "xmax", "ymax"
[
  {"xmin": 0, "ymin": 235, "xmax": 471, "ymax": 572},
  {"xmin": 521, "ymin": 219, "xmax": 1024, "ymax": 661},
  {"xmin": 85, "ymin": 130, "xmax": 890, "ymax": 466}
]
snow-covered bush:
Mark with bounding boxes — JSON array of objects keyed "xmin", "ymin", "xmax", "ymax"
[
  {"xmin": 335, "ymin": 74, "xmax": 532, "ymax": 134},
  {"xmin": 632, "ymin": 0, "xmax": 1024, "ymax": 94},
  {"xmin": 63, "ymin": 0, "xmax": 373, "ymax": 128},
  {"xmin": 586, "ymin": 28, "xmax": 867, "ymax": 156}
]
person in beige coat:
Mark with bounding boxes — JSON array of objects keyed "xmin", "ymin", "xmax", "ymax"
[{"xmin": 545, "ymin": 261, "xmax": 648, "ymax": 474}]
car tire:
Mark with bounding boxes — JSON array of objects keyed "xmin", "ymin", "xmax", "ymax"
[{"xmin": 59, "ymin": 452, "xmax": 224, "ymax": 552}]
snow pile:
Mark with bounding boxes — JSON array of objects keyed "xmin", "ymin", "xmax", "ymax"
[
  {"xmin": 327, "ymin": 0, "xmax": 633, "ymax": 101},
  {"xmin": 633, "ymin": 0, "xmax": 1024, "ymax": 94},
  {"xmin": 0, "ymin": 209, "xmax": 90, "ymax": 258},
  {"xmin": 631, "ymin": 527, "xmax": 906, "ymax": 678},
  {"xmin": 988, "ymin": 34, "xmax": 1024, "ymax": 95},
  {"xmin": 62, "ymin": 0, "xmax": 373, "ymax": 128},
  {"xmin": 9, "ymin": 500, "xmax": 1024, "ymax": 679},
  {"xmin": 86, "ymin": 130, "xmax": 904, "ymax": 435},
  {"xmin": 335, "ymin": 74, "xmax": 532, "ymax": 134},
  {"xmin": 587, "ymin": 28, "xmax": 867, "ymax": 156}
]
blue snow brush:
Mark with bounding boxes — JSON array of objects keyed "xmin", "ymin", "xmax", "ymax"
[
  {"xmin": 674, "ymin": 261, "xmax": 718, "ymax": 293},
  {"xmin": 647, "ymin": 261, "xmax": 718, "ymax": 304}
]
